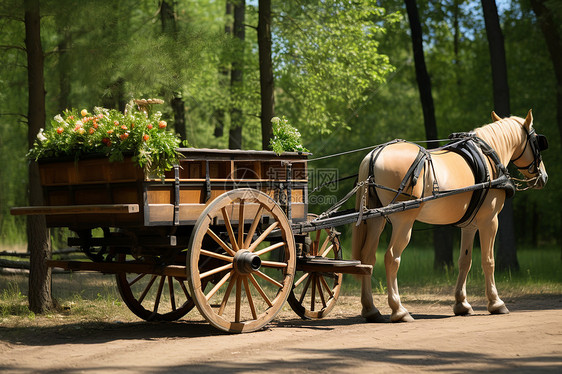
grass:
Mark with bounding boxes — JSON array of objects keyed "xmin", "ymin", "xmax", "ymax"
[
  {"xmin": 0, "ymin": 244, "xmax": 560, "ymax": 327},
  {"xmin": 338, "ymin": 238, "xmax": 562, "ymax": 297}
]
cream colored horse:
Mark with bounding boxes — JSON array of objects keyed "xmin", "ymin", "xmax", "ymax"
[{"xmin": 352, "ymin": 110, "xmax": 548, "ymax": 322}]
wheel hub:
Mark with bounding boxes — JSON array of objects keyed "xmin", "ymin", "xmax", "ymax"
[{"xmin": 233, "ymin": 250, "xmax": 261, "ymax": 274}]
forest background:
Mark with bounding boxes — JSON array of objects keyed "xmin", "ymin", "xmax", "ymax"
[{"xmin": 0, "ymin": 0, "xmax": 560, "ymax": 278}]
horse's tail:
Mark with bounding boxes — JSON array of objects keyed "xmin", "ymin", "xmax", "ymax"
[{"xmin": 352, "ymin": 150, "xmax": 383, "ymax": 267}]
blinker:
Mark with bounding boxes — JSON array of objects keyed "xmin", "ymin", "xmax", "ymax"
[{"xmin": 536, "ymin": 134, "xmax": 548, "ymax": 151}]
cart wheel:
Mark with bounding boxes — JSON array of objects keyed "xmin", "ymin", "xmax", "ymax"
[
  {"xmin": 188, "ymin": 188, "xmax": 296, "ymax": 333},
  {"xmin": 115, "ymin": 253, "xmax": 196, "ymax": 321},
  {"xmin": 287, "ymin": 214, "xmax": 343, "ymax": 319}
]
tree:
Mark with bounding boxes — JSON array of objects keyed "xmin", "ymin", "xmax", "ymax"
[
  {"xmin": 404, "ymin": 0, "xmax": 453, "ymax": 268},
  {"xmin": 481, "ymin": 0, "xmax": 518, "ymax": 271},
  {"xmin": 161, "ymin": 0, "xmax": 187, "ymax": 141},
  {"xmin": 258, "ymin": 0, "xmax": 274, "ymax": 150},
  {"xmin": 24, "ymin": 0, "xmax": 53, "ymax": 314},
  {"xmin": 229, "ymin": 0, "xmax": 245, "ymax": 149},
  {"xmin": 529, "ymin": 0, "xmax": 562, "ymax": 258}
]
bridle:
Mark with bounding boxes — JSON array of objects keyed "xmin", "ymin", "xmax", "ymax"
[{"xmin": 510, "ymin": 125, "xmax": 548, "ymax": 190}]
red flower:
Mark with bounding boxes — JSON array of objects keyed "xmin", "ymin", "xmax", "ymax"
[
  {"xmin": 143, "ymin": 134, "xmax": 150, "ymax": 141},
  {"xmin": 102, "ymin": 138, "xmax": 111, "ymax": 146},
  {"xmin": 158, "ymin": 121, "xmax": 167, "ymax": 129},
  {"xmin": 56, "ymin": 127, "xmax": 64, "ymax": 134},
  {"xmin": 120, "ymin": 133, "xmax": 129, "ymax": 140},
  {"xmin": 147, "ymin": 124, "xmax": 153, "ymax": 130},
  {"xmin": 121, "ymin": 125, "xmax": 127, "ymax": 131},
  {"xmin": 107, "ymin": 129, "xmax": 114, "ymax": 134},
  {"xmin": 89, "ymin": 128, "xmax": 95, "ymax": 135},
  {"xmin": 114, "ymin": 121, "xmax": 119, "ymax": 126}
]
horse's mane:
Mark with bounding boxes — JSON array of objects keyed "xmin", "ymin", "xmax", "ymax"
[{"xmin": 473, "ymin": 116, "xmax": 526, "ymax": 165}]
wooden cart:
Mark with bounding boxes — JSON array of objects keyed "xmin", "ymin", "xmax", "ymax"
[{"xmin": 12, "ymin": 148, "xmax": 371, "ymax": 332}]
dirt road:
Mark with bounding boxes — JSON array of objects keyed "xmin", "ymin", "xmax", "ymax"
[{"xmin": 1, "ymin": 294, "xmax": 561, "ymax": 373}]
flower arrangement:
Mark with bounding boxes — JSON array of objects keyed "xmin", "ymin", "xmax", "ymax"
[
  {"xmin": 269, "ymin": 116, "xmax": 308, "ymax": 155},
  {"xmin": 28, "ymin": 100, "xmax": 183, "ymax": 177}
]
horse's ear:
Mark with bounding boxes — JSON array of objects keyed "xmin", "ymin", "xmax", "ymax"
[
  {"xmin": 491, "ymin": 111, "xmax": 502, "ymax": 122},
  {"xmin": 523, "ymin": 109, "xmax": 533, "ymax": 129}
]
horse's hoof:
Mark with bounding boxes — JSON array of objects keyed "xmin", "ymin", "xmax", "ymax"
[
  {"xmin": 365, "ymin": 311, "xmax": 387, "ymax": 323},
  {"xmin": 453, "ymin": 302, "xmax": 474, "ymax": 316},
  {"xmin": 390, "ymin": 310, "xmax": 414, "ymax": 323},
  {"xmin": 489, "ymin": 303, "xmax": 509, "ymax": 315},
  {"xmin": 362, "ymin": 309, "xmax": 386, "ymax": 323}
]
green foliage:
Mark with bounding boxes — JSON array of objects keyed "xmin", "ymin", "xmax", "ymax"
[
  {"xmin": 269, "ymin": 116, "xmax": 308, "ymax": 155},
  {"xmin": 28, "ymin": 101, "xmax": 182, "ymax": 177}
]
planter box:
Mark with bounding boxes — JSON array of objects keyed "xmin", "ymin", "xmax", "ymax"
[{"xmin": 36, "ymin": 148, "xmax": 309, "ymax": 229}]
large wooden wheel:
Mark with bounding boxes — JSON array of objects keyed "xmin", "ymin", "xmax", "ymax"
[
  {"xmin": 187, "ymin": 188, "xmax": 296, "ymax": 333},
  {"xmin": 287, "ymin": 214, "xmax": 343, "ymax": 319},
  {"xmin": 115, "ymin": 253, "xmax": 196, "ymax": 321}
]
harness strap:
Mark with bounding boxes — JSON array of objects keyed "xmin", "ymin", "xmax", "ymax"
[{"xmin": 389, "ymin": 148, "xmax": 428, "ymax": 205}]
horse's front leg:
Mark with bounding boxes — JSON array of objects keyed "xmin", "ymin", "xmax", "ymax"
[
  {"xmin": 453, "ymin": 227, "xmax": 477, "ymax": 315},
  {"xmin": 353, "ymin": 217, "xmax": 386, "ymax": 322},
  {"xmin": 479, "ymin": 215, "xmax": 509, "ymax": 314},
  {"xmin": 385, "ymin": 216, "xmax": 415, "ymax": 322}
]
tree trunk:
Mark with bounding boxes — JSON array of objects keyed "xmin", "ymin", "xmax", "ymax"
[
  {"xmin": 258, "ymin": 0, "xmax": 274, "ymax": 150},
  {"xmin": 529, "ymin": 0, "xmax": 562, "ymax": 260},
  {"xmin": 404, "ymin": 0, "xmax": 452, "ymax": 268},
  {"xmin": 481, "ymin": 0, "xmax": 518, "ymax": 271},
  {"xmin": 214, "ymin": 1, "xmax": 233, "ymax": 139},
  {"xmin": 229, "ymin": 0, "xmax": 245, "ymax": 149},
  {"xmin": 160, "ymin": 1, "xmax": 187, "ymax": 141},
  {"xmin": 404, "ymin": 0, "xmax": 439, "ymax": 150},
  {"xmin": 25, "ymin": 0, "xmax": 53, "ymax": 314}
]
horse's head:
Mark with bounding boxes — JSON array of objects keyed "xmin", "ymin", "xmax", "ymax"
[{"xmin": 494, "ymin": 110, "xmax": 548, "ymax": 189}]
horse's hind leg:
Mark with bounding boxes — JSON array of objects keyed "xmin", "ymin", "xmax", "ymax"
[
  {"xmin": 453, "ymin": 227, "xmax": 477, "ymax": 315},
  {"xmin": 385, "ymin": 214, "xmax": 416, "ymax": 322},
  {"xmin": 478, "ymin": 215, "xmax": 509, "ymax": 314},
  {"xmin": 353, "ymin": 216, "xmax": 386, "ymax": 322}
]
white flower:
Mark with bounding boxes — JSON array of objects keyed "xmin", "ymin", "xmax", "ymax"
[
  {"xmin": 36, "ymin": 128, "xmax": 47, "ymax": 141},
  {"xmin": 271, "ymin": 117, "xmax": 281, "ymax": 124},
  {"xmin": 54, "ymin": 114, "xmax": 64, "ymax": 123}
]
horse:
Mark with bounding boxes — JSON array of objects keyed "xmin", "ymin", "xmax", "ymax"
[{"xmin": 351, "ymin": 110, "xmax": 548, "ymax": 323}]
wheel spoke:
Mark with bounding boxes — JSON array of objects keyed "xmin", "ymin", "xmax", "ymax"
[
  {"xmin": 177, "ymin": 277, "xmax": 190, "ymax": 300},
  {"xmin": 200, "ymin": 249, "xmax": 233, "ymax": 262},
  {"xmin": 316, "ymin": 276, "xmax": 327, "ymax": 308},
  {"xmin": 128, "ymin": 273, "xmax": 146, "ymax": 287},
  {"xmin": 244, "ymin": 206, "xmax": 264, "ymax": 248},
  {"xmin": 249, "ymin": 274, "xmax": 273, "ymax": 307},
  {"xmin": 248, "ymin": 222, "xmax": 279, "ymax": 252},
  {"xmin": 294, "ymin": 272, "xmax": 309, "ymax": 287},
  {"xmin": 319, "ymin": 275, "xmax": 334, "ymax": 298},
  {"xmin": 298, "ymin": 274, "xmax": 312, "ymax": 304},
  {"xmin": 207, "ymin": 228, "xmax": 236, "ymax": 257},
  {"xmin": 218, "ymin": 273, "xmax": 237, "ymax": 316},
  {"xmin": 313, "ymin": 231, "xmax": 321, "ymax": 256},
  {"xmin": 200, "ymin": 263, "xmax": 233, "ymax": 280},
  {"xmin": 205, "ymin": 270, "xmax": 233, "ymax": 301},
  {"xmin": 152, "ymin": 276, "xmax": 166, "ymax": 314},
  {"xmin": 243, "ymin": 276, "xmax": 257, "ymax": 320},
  {"xmin": 260, "ymin": 260, "xmax": 288, "ymax": 268},
  {"xmin": 320, "ymin": 244, "xmax": 334, "ymax": 258},
  {"xmin": 253, "ymin": 242, "xmax": 285, "ymax": 257},
  {"xmin": 168, "ymin": 276, "xmax": 176, "ymax": 311},
  {"xmin": 254, "ymin": 270, "xmax": 283, "ymax": 289},
  {"xmin": 310, "ymin": 274, "xmax": 316, "ymax": 311},
  {"xmin": 235, "ymin": 276, "xmax": 242, "ymax": 323},
  {"xmin": 238, "ymin": 201, "xmax": 245, "ymax": 249},
  {"xmin": 222, "ymin": 207, "xmax": 240, "ymax": 252},
  {"xmin": 138, "ymin": 275, "xmax": 158, "ymax": 303}
]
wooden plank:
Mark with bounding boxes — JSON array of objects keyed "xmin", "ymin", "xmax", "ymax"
[
  {"xmin": 10, "ymin": 204, "xmax": 140, "ymax": 216},
  {"xmin": 296, "ymin": 261, "xmax": 372, "ymax": 275},
  {"xmin": 46, "ymin": 260, "xmax": 187, "ymax": 278}
]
